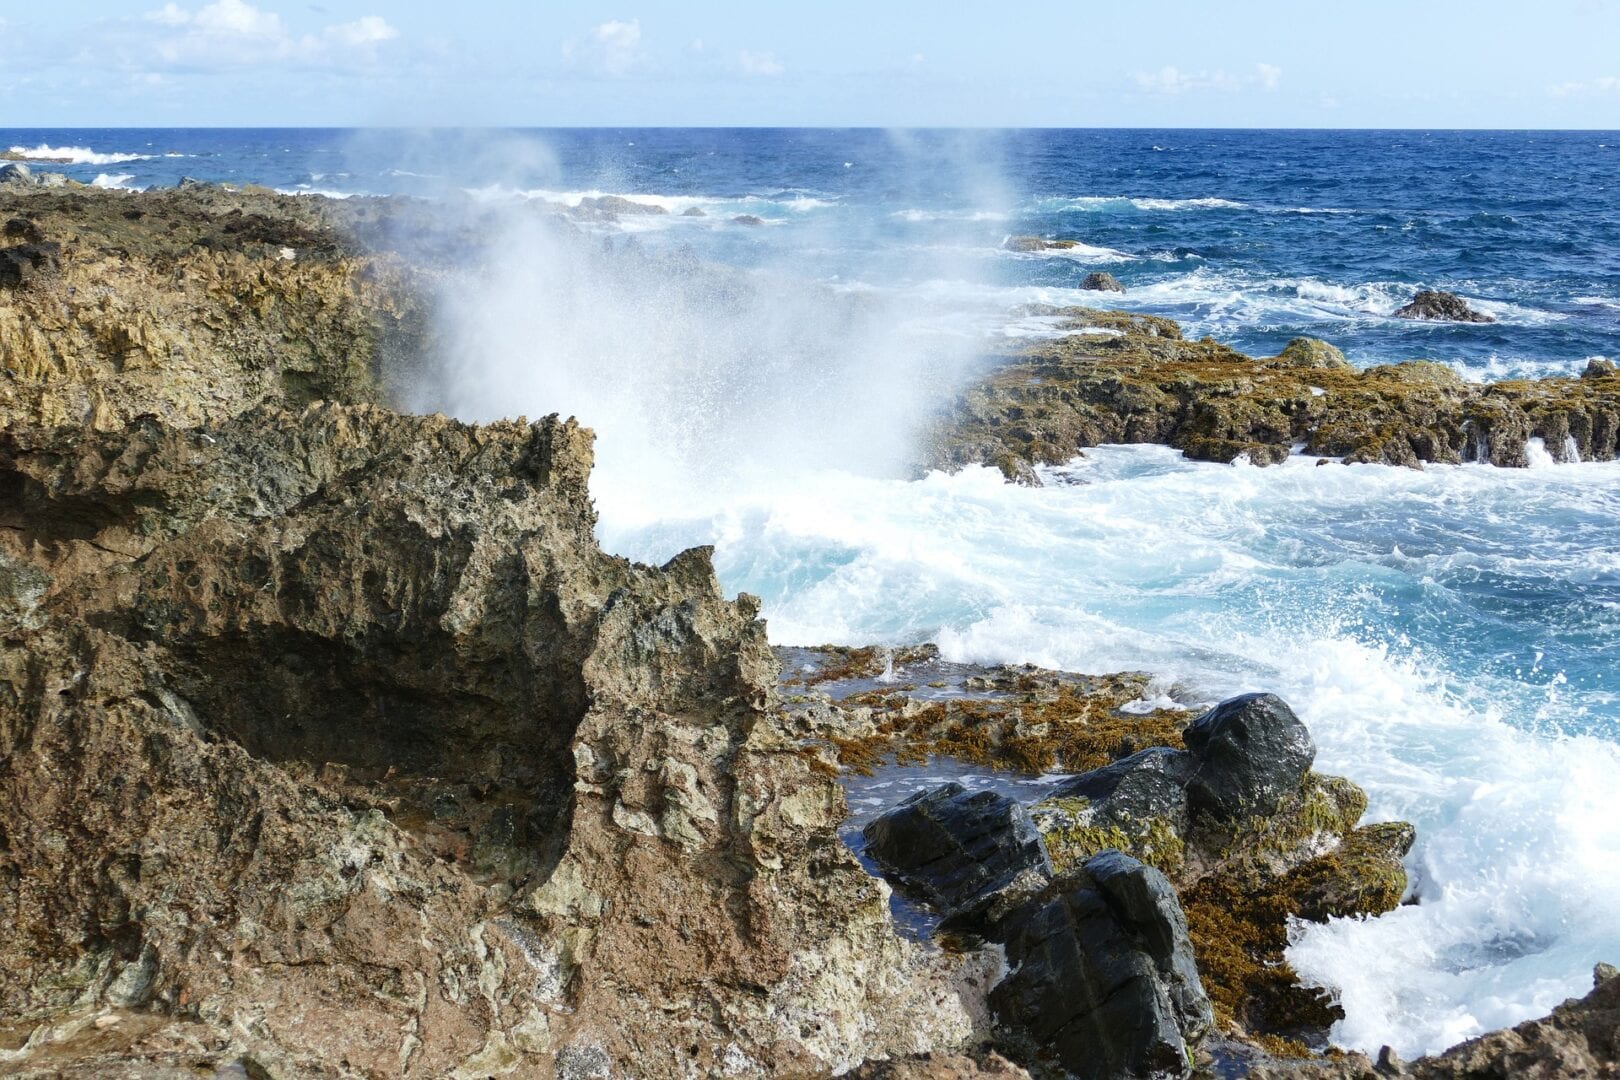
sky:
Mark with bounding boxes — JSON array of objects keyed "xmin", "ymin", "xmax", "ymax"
[{"xmin": 1, "ymin": 1, "xmax": 1619, "ymax": 128}]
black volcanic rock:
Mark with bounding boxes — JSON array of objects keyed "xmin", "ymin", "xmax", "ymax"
[
  {"xmin": 862, "ymin": 782, "xmax": 1051, "ymax": 926},
  {"xmin": 990, "ymin": 851, "xmax": 1212, "ymax": 1080},
  {"xmin": 1183, "ymin": 692, "xmax": 1315, "ymax": 821}
]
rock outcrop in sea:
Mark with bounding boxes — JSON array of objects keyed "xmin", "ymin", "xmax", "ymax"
[{"xmin": 924, "ymin": 306, "xmax": 1620, "ymax": 481}]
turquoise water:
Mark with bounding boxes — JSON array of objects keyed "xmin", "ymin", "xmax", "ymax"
[{"xmin": 10, "ymin": 127, "xmax": 1618, "ymax": 1057}]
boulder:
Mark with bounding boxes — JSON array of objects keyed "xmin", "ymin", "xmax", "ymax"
[
  {"xmin": 732, "ymin": 214, "xmax": 765, "ymax": 226},
  {"xmin": 1081, "ymin": 271, "xmax": 1126, "ymax": 293},
  {"xmin": 679, "ymin": 206, "xmax": 707, "ymax": 217},
  {"xmin": 1584, "ymin": 357, "xmax": 1617, "ymax": 380},
  {"xmin": 1183, "ymin": 693, "xmax": 1315, "ymax": 822},
  {"xmin": 862, "ymin": 782, "xmax": 1052, "ymax": 927},
  {"xmin": 1393, "ymin": 289, "xmax": 1495, "ymax": 323},
  {"xmin": 0, "ymin": 162, "xmax": 34, "ymax": 185},
  {"xmin": 1273, "ymin": 337, "xmax": 1353, "ymax": 371},
  {"xmin": 990, "ymin": 851, "xmax": 1212, "ymax": 1080}
]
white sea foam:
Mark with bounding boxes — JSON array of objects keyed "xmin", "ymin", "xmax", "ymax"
[
  {"xmin": 1041, "ymin": 195, "xmax": 1248, "ymax": 213},
  {"xmin": 90, "ymin": 173, "xmax": 138, "ymax": 190},
  {"xmin": 594, "ymin": 447, "xmax": 1620, "ymax": 1062},
  {"xmin": 6, "ymin": 143, "xmax": 149, "ymax": 166}
]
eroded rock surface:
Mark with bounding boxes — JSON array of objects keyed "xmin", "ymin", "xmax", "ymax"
[
  {"xmin": 924, "ymin": 306, "xmax": 1620, "ymax": 479},
  {"xmin": 0, "ymin": 186, "xmax": 994, "ymax": 1078}
]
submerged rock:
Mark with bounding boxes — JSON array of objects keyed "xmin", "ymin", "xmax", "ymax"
[
  {"xmin": 991, "ymin": 852, "xmax": 1212, "ymax": 1080},
  {"xmin": 732, "ymin": 213, "xmax": 766, "ymax": 226},
  {"xmin": 862, "ymin": 783, "xmax": 1052, "ymax": 928},
  {"xmin": 1081, "ymin": 271, "xmax": 1126, "ymax": 293},
  {"xmin": 1393, "ymin": 289, "xmax": 1495, "ymax": 323},
  {"xmin": 680, "ymin": 205, "xmax": 707, "ymax": 217}
]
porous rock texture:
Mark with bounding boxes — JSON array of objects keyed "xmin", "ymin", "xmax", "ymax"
[
  {"xmin": 0, "ymin": 185, "xmax": 993, "ymax": 1077},
  {"xmin": 924, "ymin": 306, "xmax": 1620, "ymax": 481}
]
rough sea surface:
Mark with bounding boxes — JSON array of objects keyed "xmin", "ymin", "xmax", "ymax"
[{"xmin": 10, "ymin": 127, "xmax": 1618, "ymax": 1058}]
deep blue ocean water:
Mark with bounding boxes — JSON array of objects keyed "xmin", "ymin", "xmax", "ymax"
[{"xmin": 7, "ymin": 127, "xmax": 1619, "ymax": 1058}]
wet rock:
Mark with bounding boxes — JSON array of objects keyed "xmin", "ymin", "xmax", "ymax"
[
  {"xmin": 990, "ymin": 851, "xmax": 1212, "ymax": 1080},
  {"xmin": 732, "ymin": 214, "xmax": 765, "ymax": 226},
  {"xmin": 1393, "ymin": 289, "xmax": 1495, "ymax": 323},
  {"xmin": 924, "ymin": 305, "xmax": 1619, "ymax": 479},
  {"xmin": 1183, "ymin": 693, "xmax": 1316, "ymax": 822},
  {"xmin": 863, "ymin": 782, "xmax": 1052, "ymax": 928},
  {"xmin": 0, "ymin": 162, "xmax": 34, "ymax": 185},
  {"xmin": 680, "ymin": 206, "xmax": 707, "ymax": 217},
  {"xmin": 1249, "ymin": 962, "xmax": 1620, "ymax": 1079},
  {"xmin": 1081, "ymin": 271, "xmax": 1126, "ymax": 293}
]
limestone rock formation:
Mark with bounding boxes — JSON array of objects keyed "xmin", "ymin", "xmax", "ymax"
[
  {"xmin": 0, "ymin": 185, "xmax": 994, "ymax": 1078},
  {"xmin": 1393, "ymin": 289, "xmax": 1494, "ymax": 323}
]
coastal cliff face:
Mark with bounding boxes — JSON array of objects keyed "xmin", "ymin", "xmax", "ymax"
[
  {"xmin": 1, "ymin": 184, "xmax": 1614, "ymax": 1079},
  {"xmin": 0, "ymin": 187, "xmax": 990, "ymax": 1077}
]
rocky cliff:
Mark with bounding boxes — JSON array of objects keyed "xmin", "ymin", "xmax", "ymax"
[{"xmin": 0, "ymin": 186, "xmax": 991, "ymax": 1077}]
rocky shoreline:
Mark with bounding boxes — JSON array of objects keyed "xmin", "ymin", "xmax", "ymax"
[{"xmin": 2, "ymin": 183, "xmax": 1616, "ymax": 1078}]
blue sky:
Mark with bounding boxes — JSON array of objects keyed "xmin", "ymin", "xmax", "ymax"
[{"xmin": 2, "ymin": 1, "xmax": 1619, "ymax": 127}]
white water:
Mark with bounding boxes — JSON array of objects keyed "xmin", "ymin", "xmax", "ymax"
[
  {"xmin": 412, "ymin": 172, "xmax": 1620, "ymax": 1060},
  {"xmin": 598, "ymin": 448, "xmax": 1620, "ymax": 1060}
]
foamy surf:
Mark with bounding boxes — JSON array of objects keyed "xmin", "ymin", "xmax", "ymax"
[
  {"xmin": 6, "ymin": 143, "xmax": 150, "ymax": 166},
  {"xmin": 596, "ymin": 446, "xmax": 1620, "ymax": 1062}
]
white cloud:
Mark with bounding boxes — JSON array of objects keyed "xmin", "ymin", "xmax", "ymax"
[
  {"xmin": 1134, "ymin": 62, "xmax": 1281, "ymax": 95},
  {"xmin": 136, "ymin": 2, "xmax": 399, "ymax": 70},
  {"xmin": 145, "ymin": 4, "xmax": 191, "ymax": 26},
  {"xmin": 565, "ymin": 18, "xmax": 643, "ymax": 76},
  {"xmin": 1550, "ymin": 75, "xmax": 1620, "ymax": 96},
  {"xmin": 738, "ymin": 50, "xmax": 784, "ymax": 77},
  {"xmin": 327, "ymin": 16, "xmax": 398, "ymax": 48}
]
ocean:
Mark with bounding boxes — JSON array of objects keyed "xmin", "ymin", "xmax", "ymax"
[{"xmin": 9, "ymin": 127, "xmax": 1619, "ymax": 1058}]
